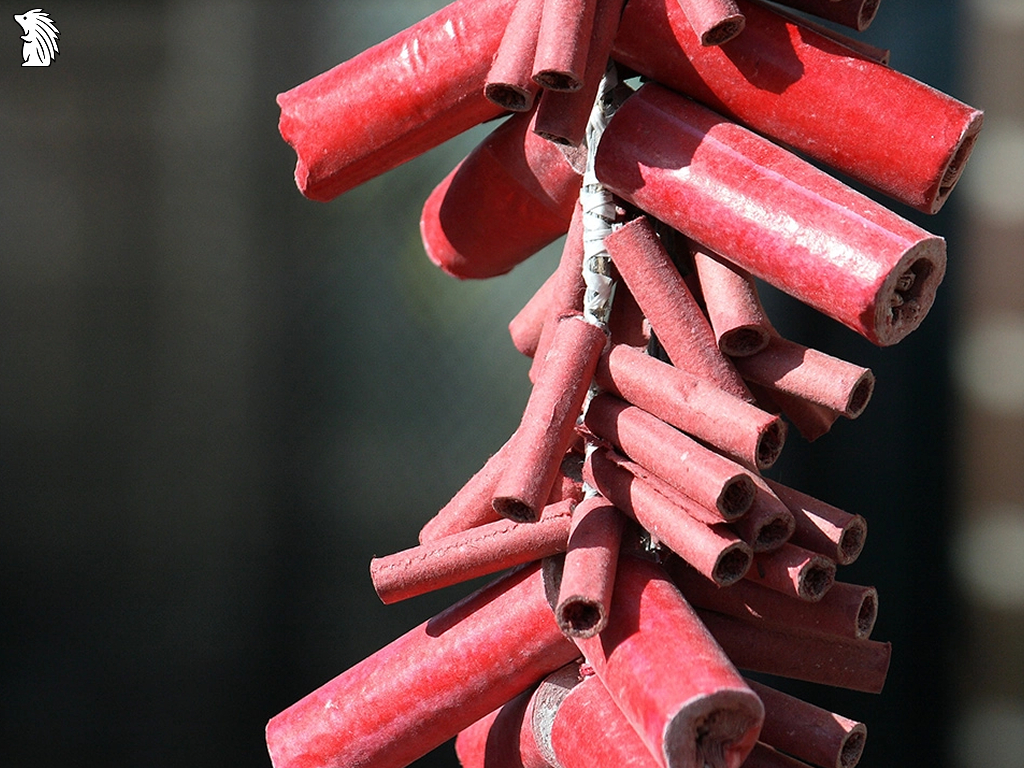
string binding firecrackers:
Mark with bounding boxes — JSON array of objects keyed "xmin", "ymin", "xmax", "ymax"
[{"xmin": 267, "ymin": 3, "xmax": 984, "ymax": 768}]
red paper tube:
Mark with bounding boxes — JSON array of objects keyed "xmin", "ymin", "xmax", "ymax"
[
  {"xmin": 595, "ymin": 343, "xmax": 786, "ymax": 472},
  {"xmin": 585, "ymin": 449, "xmax": 753, "ymax": 586},
  {"xmin": 745, "ymin": 679, "xmax": 868, "ymax": 768},
  {"xmin": 610, "ymin": 0, "xmax": 983, "ymax": 215},
  {"xmin": 692, "ymin": 248, "xmax": 771, "ymax": 358},
  {"xmin": 730, "ymin": 476, "xmax": 796, "ymax": 554},
  {"xmin": 486, "ymin": 0, "xmax": 545, "ymax": 112},
  {"xmin": 695, "ymin": 609, "xmax": 892, "ymax": 693},
  {"xmin": 455, "ymin": 686, "xmax": 550, "ymax": 768},
  {"xmin": 494, "ymin": 315, "xmax": 606, "ymax": 522},
  {"xmin": 742, "ymin": 743, "xmax": 815, "ymax": 768},
  {"xmin": 510, "ymin": 269, "xmax": 559, "ymax": 358},
  {"xmin": 277, "ymin": 0, "xmax": 515, "ymax": 202},
  {"xmin": 606, "ymin": 283, "xmax": 650, "ymax": 349},
  {"xmin": 733, "ymin": 335, "xmax": 875, "ymax": 419},
  {"xmin": 421, "ymin": 107, "xmax": 582, "ymax": 280},
  {"xmin": 370, "ymin": 498, "xmax": 574, "ymax": 604},
  {"xmin": 668, "ymin": 558, "xmax": 878, "ymax": 641},
  {"xmin": 603, "ymin": 216, "xmax": 752, "ymax": 401},
  {"xmin": 767, "ymin": 479, "xmax": 867, "ymax": 566},
  {"xmin": 749, "ymin": 0, "xmax": 889, "ymax": 64},
  {"xmin": 533, "ymin": 0, "xmax": 597, "ymax": 92},
  {"xmin": 571, "ymin": 554, "xmax": 764, "ymax": 768},
  {"xmin": 746, "ymin": 542, "xmax": 837, "ymax": 602},
  {"xmin": 677, "ymin": 0, "xmax": 745, "ymax": 46},
  {"xmin": 555, "ymin": 495, "xmax": 624, "ymax": 637},
  {"xmin": 265, "ymin": 561, "xmax": 579, "ymax": 768},
  {"xmin": 595, "ymin": 84, "xmax": 948, "ymax": 346},
  {"xmin": 532, "ymin": 0, "xmax": 627, "ymax": 146},
  {"xmin": 546, "ymin": 670, "xmax": 664, "ymax": 768},
  {"xmin": 769, "ymin": 0, "xmax": 879, "ymax": 31},
  {"xmin": 749, "ymin": 382, "xmax": 843, "ymax": 443},
  {"xmin": 585, "ymin": 393, "xmax": 756, "ymax": 521}
]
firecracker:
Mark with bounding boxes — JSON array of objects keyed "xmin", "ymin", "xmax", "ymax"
[{"xmin": 266, "ymin": 1, "xmax": 983, "ymax": 767}]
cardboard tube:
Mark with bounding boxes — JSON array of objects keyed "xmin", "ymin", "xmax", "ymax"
[
  {"xmin": 265, "ymin": 562, "xmax": 579, "ymax": 768},
  {"xmin": 767, "ymin": 480, "xmax": 867, "ymax": 566},
  {"xmin": 571, "ymin": 554, "xmax": 764, "ymax": 768},
  {"xmin": 743, "ymin": 743, "xmax": 816, "ymax": 768},
  {"xmin": 749, "ymin": 383, "xmax": 844, "ymax": 443},
  {"xmin": 486, "ymin": 0, "xmax": 545, "ymax": 111},
  {"xmin": 277, "ymin": 0, "xmax": 515, "ymax": 201},
  {"xmin": 748, "ymin": 0, "xmax": 889, "ymax": 62},
  {"xmin": 692, "ymin": 247, "xmax": 771, "ymax": 357},
  {"xmin": 455, "ymin": 684, "xmax": 554, "ymax": 768},
  {"xmin": 769, "ymin": 0, "xmax": 879, "ymax": 31},
  {"xmin": 731, "ymin": 477, "xmax": 796, "ymax": 554},
  {"xmin": 611, "ymin": 0, "xmax": 983, "ymax": 214},
  {"xmin": 596, "ymin": 83, "xmax": 948, "ymax": 346},
  {"xmin": 421, "ymin": 107, "xmax": 582, "ymax": 280},
  {"xmin": 747, "ymin": 543, "xmax": 837, "ymax": 602},
  {"xmin": 510, "ymin": 269, "xmax": 560, "ymax": 358},
  {"xmin": 677, "ymin": 0, "xmax": 745, "ymax": 45},
  {"xmin": 533, "ymin": 0, "xmax": 597, "ymax": 92}
]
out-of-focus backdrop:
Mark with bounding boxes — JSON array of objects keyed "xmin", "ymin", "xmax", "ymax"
[{"xmin": 2, "ymin": 1, "xmax": 1022, "ymax": 766}]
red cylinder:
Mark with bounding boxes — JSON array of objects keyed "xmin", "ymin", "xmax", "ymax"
[{"xmin": 595, "ymin": 83, "xmax": 947, "ymax": 346}]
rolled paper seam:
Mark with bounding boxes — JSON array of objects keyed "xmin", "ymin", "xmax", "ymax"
[
  {"xmin": 767, "ymin": 479, "xmax": 867, "ymax": 566},
  {"xmin": 768, "ymin": 0, "xmax": 880, "ymax": 30},
  {"xmin": 611, "ymin": 0, "xmax": 984, "ymax": 214},
  {"xmin": 546, "ymin": 672, "xmax": 664, "ymax": 768},
  {"xmin": 486, "ymin": 0, "xmax": 545, "ymax": 111},
  {"xmin": 696, "ymin": 609, "xmax": 892, "ymax": 693},
  {"xmin": 745, "ymin": 679, "xmax": 868, "ymax": 768},
  {"xmin": 668, "ymin": 558, "xmax": 878, "ymax": 640},
  {"xmin": 421, "ymin": 106, "xmax": 583, "ymax": 280},
  {"xmin": 530, "ymin": 202, "xmax": 587, "ymax": 381},
  {"xmin": 677, "ymin": 0, "xmax": 745, "ymax": 45},
  {"xmin": 455, "ymin": 685, "xmax": 553, "ymax": 768},
  {"xmin": 585, "ymin": 393, "xmax": 756, "ymax": 521},
  {"xmin": 596, "ymin": 84, "xmax": 948, "ymax": 346},
  {"xmin": 747, "ymin": 0, "xmax": 890, "ymax": 64},
  {"xmin": 692, "ymin": 247, "xmax": 771, "ymax": 357},
  {"xmin": 555, "ymin": 495, "xmax": 625, "ymax": 637},
  {"xmin": 730, "ymin": 475, "xmax": 796, "ymax": 554},
  {"xmin": 595, "ymin": 343, "xmax": 786, "ymax": 471},
  {"xmin": 277, "ymin": 0, "xmax": 515, "ymax": 201},
  {"xmin": 742, "ymin": 743, "xmax": 816, "ymax": 768},
  {"xmin": 572, "ymin": 554, "xmax": 764, "ymax": 768},
  {"xmin": 511, "ymin": 269, "xmax": 559, "ymax": 358},
  {"xmin": 494, "ymin": 315, "xmax": 607, "ymax": 522},
  {"xmin": 746, "ymin": 543, "xmax": 837, "ymax": 602},
  {"xmin": 749, "ymin": 382, "xmax": 843, "ymax": 443},
  {"xmin": 370, "ymin": 498, "xmax": 575, "ymax": 604},
  {"xmin": 532, "ymin": 0, "xmax": 628, "ymax": 146},
  {"xmin": 533, "ymin": 0, "xmax": 597, "ymax": 91},
  {"xmin": 585, "ymin": 449, "xmax": 753, "ymax": 586},
  {"xmin": 603, "ymin": 216, "xmax": 752, "ymax": 401},
  {"xmin": 732, "ymin": 334, "xmax": 875, "ymax": 419},
  {"xmin": 265, "ymin": 562, "xmax": 579, "ymax": 768}
]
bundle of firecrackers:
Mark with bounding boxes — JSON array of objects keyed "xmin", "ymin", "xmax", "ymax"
[{"xmin": 265, "ymin": 1, "xmax": 983, "ymax": 767}]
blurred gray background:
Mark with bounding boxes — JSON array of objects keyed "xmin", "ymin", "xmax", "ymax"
[{"xmin": 2, "ymin": 1, "xmax": 1022, "ymax": 766}]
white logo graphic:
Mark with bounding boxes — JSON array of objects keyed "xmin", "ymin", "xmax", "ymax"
[{"xmin": 14, "ymin": 9, "xmax": 59, "ymax": 66}]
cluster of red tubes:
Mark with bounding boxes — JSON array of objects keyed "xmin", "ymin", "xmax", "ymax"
[{"xmin": 267, "ymin": 1, "xmax": 983, "ymax": 768}]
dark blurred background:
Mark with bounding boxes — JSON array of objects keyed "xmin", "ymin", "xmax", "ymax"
[{"xmin": 2, "ymin": 1, "xmax": 1022, "ymax": 766}]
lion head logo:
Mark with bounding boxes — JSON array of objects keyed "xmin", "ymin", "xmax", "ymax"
[{"xmin": 14, "ymin": 9, "xmax": 59, "ymax": 67}]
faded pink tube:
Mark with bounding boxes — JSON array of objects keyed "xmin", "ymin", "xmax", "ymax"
[
  {"xmin": 746, "ymin": 543, "xmax": 837, "ymax": 602},
  {"xmin": 486, "ymin": 0, "xmax": 544, "ymax": 111},
  {"xmin": 265, "ymin": 562, "xmax": 579, "ymax": 768},
  {"xmin": 533, "ymin": 0, "xmax": 597, "ymax": 92},
  {"xmin": 596, "ymin": 83, "xmax": 948, "ymax": 346},
  {"xmin": 584, "ymin": 393, "xmax": 756, "ymax": 521},
  {"xmin": 692, "ymin": 248, "xmax": 771, "ymax": 357},
  {"xmin": 677, "ymin": 0, "xmax": 745, "ymax": 45},
  {"xmin": 585, "ymin": 449, "xmax": 753, "ymax": 586},
  {"xmin": 371, "ymin": 499, "xmax": 574, "ymax": 604},
  {"xmin": 494, "ymin": 315, "xmax": 606, "ymax": 522},
  {"xmin": 730, "ymin": 475, "xmax": 796, "ymax": 554},
  {"xmin": 421, "ymin": 107, "xmax": 582, "ymax": 280},
  {"xmin": 746, "ymin": 679, "xmax": 868, "ymax": 768},
  {"xmin": 733, "ymin": 335, "xmax": 875, "ymax": 419},
  {"xmin": 555, "ymin": 495, "xmax": 624, "ymax": 637},
  {"xmin": 603, "ymin": 216, "xmax": 752, "ymax": 401},
  {"xmin": 611, "ymin": 0, "xmax": 983, "ymax": 215},
  {"xmin": 277, "ymin": 0, "xmax": 515, "ymax": 201},
  {"xmin": 572, "ymin": 554, "xmax": 764, "ymax": 768},
  {"xmin": 594, "ymin": 343, "xmax": 786, "ymax": 471},
  {"xmin": 696, "ymin": 609, "xmax": 892, "ymax": 693},
  {"xmin": 749, "ymin": 383, "xmax": 843, "ymax": 443},
  {"xmin": 668, "ymin": 558, "xmax": 878, "ymax": 641},
  {"xmin": 767, "ymin": 479, "xmax": 868, "ymax": 566},
  {"xmin": 769, "ymin": 0, "xmax": 880, "ymax": 30}
]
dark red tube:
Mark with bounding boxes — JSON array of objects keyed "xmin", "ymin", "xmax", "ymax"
[
  {"xmin": 692, "ymin": 247, "xmax": 770, "ymax": 357},
  {"xmin": 611, "ymin": 0, "xmax": 983, "ymax": 214},
  {"xmin": 494, "ymin": 315, "xmax": 606, "ymax": 522},
  {"xmin": 455, "ymin": 685, "xmax": 552, "ymax": 768},
  {"xmin": 486, "ymin": 0, "xmax": 545, "ymax": 112},
  {"xmin": 572, "ymin": 555, "xmax": 764, "ymax": 768},
  {"xmin": 556, "ymin": 495, "xmax": 624, "ymax": 637},
  {"xmin": 277, "ymin": 0, "xmax": 515, "ymax": 201},
  {"xmin": 533, "ymin": 0, "xmax": 597, "ymax": 92},
  {"xmin": 743, "ymin": 743, "xmax": 815, "ymax": 768},
  {"xmin": 676, "ymin": 0, "xmax": 745, "ymax": 45},
  {"xmin": 769, "ymin": 0, "xmax": 879, "ymax": 31},
  {"xmin": 749, "ymin": 382, "xmax": 843, "ymax": 443},
  {"xmin": 421, "ymin": 107, "xmax": 582, "ymax": 280},
  {"xmin": 510, "ymin": 270, "xmax": 559, "ymax": 359},
  {"xmin": 595, "ymin": 83, "xmax": 948, "ymax": 346},
  {"xmin": 265, "ymin": 562, "xmax": 579, "ymax": 768},
  {"xmin": 767, "ymin": 480, "xmax": 867, "ymax": 566},
  {"xmin": 746, "ymin": 543, "xmax": 837, "ymax": 602}
]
